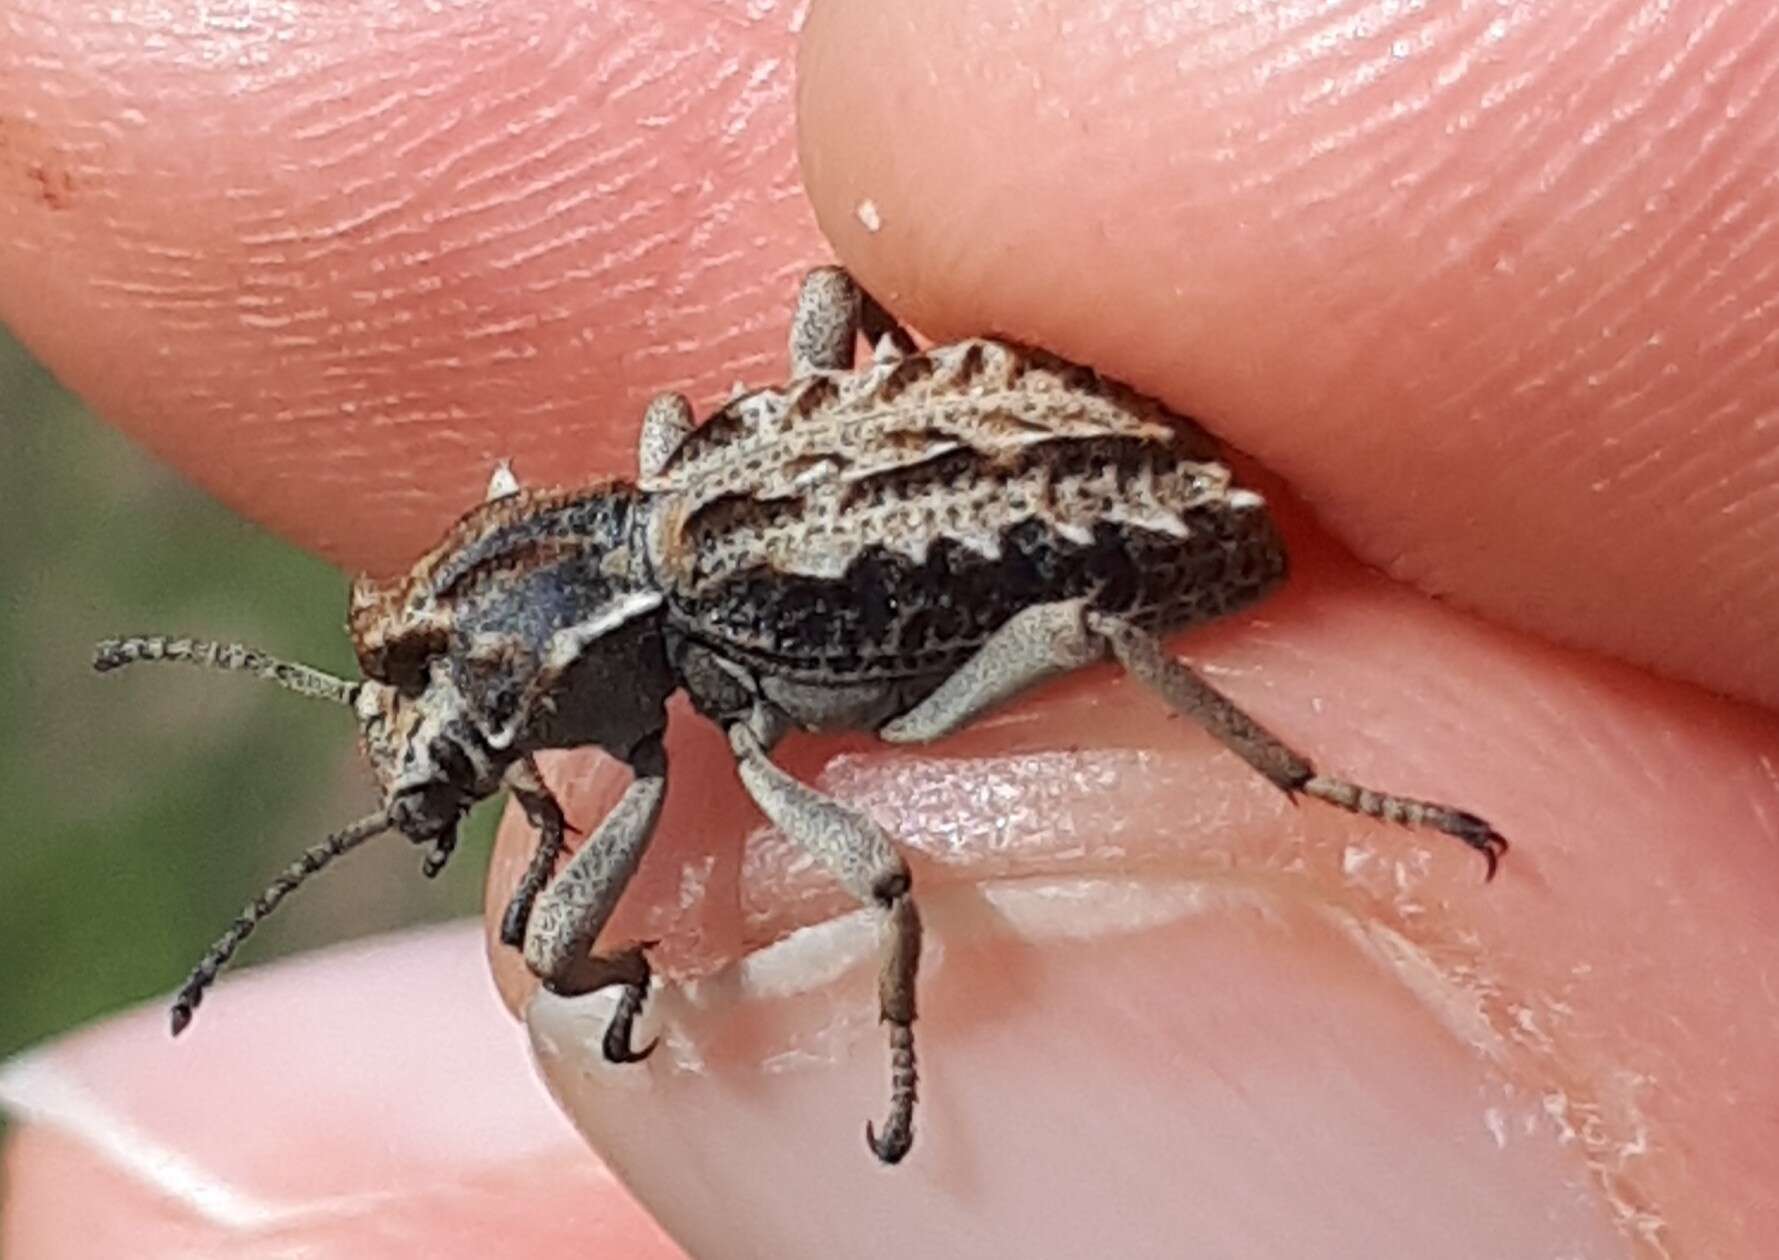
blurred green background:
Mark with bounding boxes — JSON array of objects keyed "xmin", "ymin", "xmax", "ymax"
[{"xmin": 0, "ymin": 327, "xmax": 496, "ymax": 1064}]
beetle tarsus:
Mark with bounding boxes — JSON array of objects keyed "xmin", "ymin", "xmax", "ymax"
[
  {"xmin": 1447, "ymin": 812, "xmax": 1509, "ymax": 881},
  {"xmin": 866, "ymin": 1100, "xmax": 915, "ymax": 1164},
  {"xmin": 602, "ymin": 977, "xmax": 659, "ymax": 1065},
  {"xmin": 866, "ymin": 1016, "xmax": 918, "ymax": 1163}
]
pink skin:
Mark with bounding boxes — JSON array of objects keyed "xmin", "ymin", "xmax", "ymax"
[
  {"xmin": 0, "ymin": 928, "xmax": 681, "ymax": 1259},
  {"xmin": 3, "ymin": 1, "xmax": 1777, "ymax": 1256}
]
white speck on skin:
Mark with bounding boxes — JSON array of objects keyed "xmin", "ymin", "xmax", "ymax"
[{"xmin": 856, "ymin": 199, "xmax": 883, "ymax": 232}]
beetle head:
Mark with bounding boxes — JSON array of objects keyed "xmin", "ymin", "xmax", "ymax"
[
  {"xmin": 353, "ymin": 663, "xmax": 504, "ymax": 846},
  {"xmin": 91, "ymin": 631, "xmax": 509, "ymax": 1032}
]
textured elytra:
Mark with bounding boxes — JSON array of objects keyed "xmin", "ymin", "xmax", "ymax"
[
  {"xmin": 644, "ymin": 339, "xmax": 1228, "ymax": 576},
  {"xmin": 95, "ymin": 265, "xmax": 1504, "ymax": 1170},
  {"xmin": 641, "ymin": 338, "xmax": 1282, "ymax": 681},
  {"xmin": 351, "ymin": 334, "xmax": 1285, "ymax": 695}
]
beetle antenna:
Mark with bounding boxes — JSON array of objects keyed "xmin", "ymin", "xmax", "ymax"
[
  {"xmin": 94, "ymin": 635, "xmax": 359, "ymax": 705},
  {"xmin": 169, "ymin": 811, "xmax": 394, "ymax": 1035}
]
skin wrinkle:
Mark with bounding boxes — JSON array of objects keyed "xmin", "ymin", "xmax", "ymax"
[{"xmin": 1398, "ymin": 124, "xmax": 1757, "ymax": 499}]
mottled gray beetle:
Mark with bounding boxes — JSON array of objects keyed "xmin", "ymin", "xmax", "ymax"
[{"xmin": 96, "ymin": 265, "xmax": 1505, "ymax": 1164}]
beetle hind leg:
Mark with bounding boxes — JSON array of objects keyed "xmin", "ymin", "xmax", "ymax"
[
  {"xmin": 880, "ymin": 599, "xmax": 1505, "ymax": 880},
  {"xmin": 729, "ymin": 717, "xmax": 923, "ymax": 1164},
  {"xmin": 879, "ymin": 598, "xmax": 1104, "ymax": 743},
  {"xmin": 1088, "ymin": 613, "xmax": 1508, "ymax": 879}
]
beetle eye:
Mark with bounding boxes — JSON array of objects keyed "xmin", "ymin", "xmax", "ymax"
[{"xmin": 360, "ymin": 627, "xmax": 448, "ymax": 697}]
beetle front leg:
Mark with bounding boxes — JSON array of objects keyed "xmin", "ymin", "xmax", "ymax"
[
  {"xmin": 729, "ymin": 718, "xmax": 922, "ymax": 1164},
  {"xmin": 1089, "ymin": 613, "xmax": 1509, "ymax": 879},
  {"xmin": 498, "ymin": 756, "xmax": 567, "ymax": 948},
  {"xmin": 523, "ymin": 740, "xmax": 668, "ymax": 1062}
]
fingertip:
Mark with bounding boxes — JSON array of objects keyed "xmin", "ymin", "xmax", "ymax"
[
  {"xmin": 797, "ymin": 0, "xmax": 1779, "ymax": 706},
  {"xmin": 491, "ymin": 555, "xmax": 1779, "ymax": 1251},
  {"xmin": 526, "ymin": 892, "xmax": 1629, "ymax": 1258}
]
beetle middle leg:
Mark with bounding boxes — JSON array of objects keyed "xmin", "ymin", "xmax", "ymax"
[
  {"xmin": 638, "ymin": 392, "xmax": 695, "ymax": 479},
  {"xmin": 790, "ymin": 266, "xmax": 915, "ymax": 375},
  {"xmin": 523, "ymin": 738, "xmax": 669, "ymax": 1063},
  {"xmin": 880, "ymin": 600, "xmax": 1506, "ymax": 878},
  {"xmin": 729, "ymin": 715, "xmax": 922, "ymax": 1164}
]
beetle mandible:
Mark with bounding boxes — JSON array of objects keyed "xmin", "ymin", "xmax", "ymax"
[{"xmin": 96, "ymin": 265, "xmax": 1506, "ymax": 1164}]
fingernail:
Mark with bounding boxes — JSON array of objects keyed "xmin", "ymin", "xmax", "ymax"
[{"xmin": 528, "ymin": 882, "xmax": 1633, "ymax": 1259}]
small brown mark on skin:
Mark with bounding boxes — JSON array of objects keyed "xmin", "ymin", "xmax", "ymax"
[
  {"xmin": 0, "ymin": 117, "xmax": 77, "ymax": 210},
  {"xmin": 28, "ymin": 161, "xmax": 74, "ymax": 210}
]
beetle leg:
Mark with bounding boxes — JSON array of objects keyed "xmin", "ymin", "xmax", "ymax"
[
  {"xmin": 598, "ymin": 954, "xmax": 659, "ymax": 1065},
  {"xmin": 790, "ymin": 267, "xmax": 916, "ymax": 374},
  {"xmin": 1088, "ymin": 613, "xmax": 1509, "ymax": 880},
  {"xmin": 729, "ymin": 718, "xmax": 922, "ymax": 1164},
  {"xmin": 523, "ymin": 739, "xmax": 668, "ymax": 1062},
  {"xmin": 420, "ymin": 825, "xmax": 459, "ymax": 878},
  {"xmin": 878, "ymin": 598, "xmax": 1104, "ymax": 743},
  {"xmin": 790, "ymin": 266, "xmax": 861, "ymax": 373},
  {"xmin": 885, "ymin": 601, "xmax": 1505, "ymax": 878},
  {"xmin": 498, "ymin": 756, "xmax": 567, "ymax": 947},
  {"xmin": 638, "ymin": 392, "xmax": 695, "ymax": 479}
]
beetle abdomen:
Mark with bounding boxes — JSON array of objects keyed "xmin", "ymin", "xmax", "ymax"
[{"xmin": 671, "ymin": 507, "xmax": 1284, "ymax": 683}]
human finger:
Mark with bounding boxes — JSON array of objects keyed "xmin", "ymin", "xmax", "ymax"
[
  {"xmin": 489, "ymin": 521, "xmax": 1779, "ymax": 1257},
  {"xmin": 0, "ymin": 0, "xmax": 822, "ymax": 574},
  {"xmin": 797, "ymin": 0, "xmax": 1779, "ymax": 707},
  {"xmin": 0, "ymin": 924, "xmax": 684, "ymax": 1259}
]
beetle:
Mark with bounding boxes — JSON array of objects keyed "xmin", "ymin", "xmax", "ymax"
[{"xmin": 96, "ymin": 265, "xmax": 1505, "ymax": 1163}]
